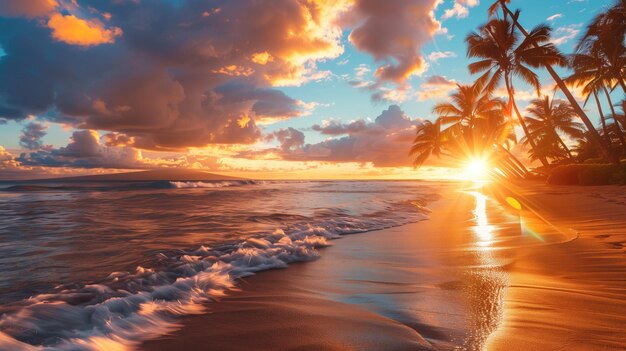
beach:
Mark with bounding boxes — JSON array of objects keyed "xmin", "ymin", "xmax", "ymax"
[
  {"xmin": 143, "ymin": 181, "xmax": 626, "ymax": 351},
  {"xmin": 1, "ymin": 180, "xmax": 625, "ymax": 350}
]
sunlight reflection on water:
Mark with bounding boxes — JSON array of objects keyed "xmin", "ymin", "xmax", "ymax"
[{"xmin": 463, "ymin": 190, "xmax": 509, "ymax": 351}]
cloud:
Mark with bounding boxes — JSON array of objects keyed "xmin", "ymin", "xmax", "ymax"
[
  {"xmin": 0, "ymin": 0, "xmax": 350, "ymax": 151},
  {"xmin": 14, "ymin": 129, "xmax": 220, "ymax": 171},
  {"xmin": 0, "ymin": 0, "xmax": 57, "ymax": 18},
  {"xmin": 416, "ymin": 75, "xmax": 457, "ymax": 101},
  {"xmin": 428, "ymin": 50, "xmax": 457, "ymax": 62},
  {"xmin": 347, "ymin": 0, "xmax": 442, "ymax": 83},
  {"xmin": 19, "ymin": 122, "xmax": 49, "ymax": 150},
  {"xmin": 265, "ymin": 128, "xmax": 305, "ymax": 151},
  {"xmin": 0, "ymin": 0, "xmax": 446, "ymax": 168},
  {"xmin": 251, "ymin": 51, "xmax": 273, "ymax": 65},
  {"xmin": 17, "ymin": 130, "xmax": 143, "ymax": 169},
  {"xmin": 246, "ymin": 105, "xmax": 421, "ymax": 167},
  {"xmin": 1, "ymin": 0, "xmax": 122, "ymax": 46},
  {"xmin": 441, "ymin": 0, "xmax": 479, "ymax": 20},
  {"xmin": 442, "ymin": 3, "xmax": 468, "ymax": 19},
  {"xmin": 47, "ymin": 13, "xmax": 122, "ymax": 46},
  {"xmin": 547, "ymin": 13, "xmax": 563, "ymax": 21},
  {"xmin": 312, "ymin": 120, "xmax": 368, "ymax": 135},
  {"xmin": 0, "ymin": 146, "xmax": 22, "ymax": 171},
  {"xmin": 551, "ymin": 24, "xmax": 582, "ymax": 45}
]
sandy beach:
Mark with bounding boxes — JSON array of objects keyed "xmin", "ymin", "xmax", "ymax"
[{"xmin": 141, "ymin": 181, "xmax": 626, "ymax": 350}]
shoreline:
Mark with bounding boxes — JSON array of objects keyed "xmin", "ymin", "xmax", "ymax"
[
  {"xmin": 142, "ymin": 181, "xmax": 626, "ymax": 350},
  {"xmin": 143, "ymin": 183, "xmax": 495, "ymax": 350}
]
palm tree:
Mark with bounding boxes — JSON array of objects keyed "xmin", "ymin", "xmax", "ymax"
[
  {"xmin": 465, "ymin": 18, "xmax": 565, "ymax": 166},
  {"xmin": 488, "ymin": 0, "xmax": 616, "ymax": 163},
  {"xmin": 411, "ymin": 83, "xmax": 529, "ymax": 178},
  {"xmin": 432, "ymin": 82, "xmax": 506, "ymax": 159},
  {"xmin": 527, "ymin": 136, "xmax": 569, "ymax": 164},
  {"xmin": 577, "ymin": 0, "xmax": 626, "ymax": 93},
  {"xmin": 410, "ymin": 119, "xmax": 447, "ymax": 166},
  {"xmin": 432, "ymin": 82, "xmax": 503, "ymax": 129},
  {"xmin": 567, "ymin": 51, "xmax": 626, "ymax": 150},
  {"xmin": 523, "ymin": 96, "xmax": 584, "ymax": 159}
]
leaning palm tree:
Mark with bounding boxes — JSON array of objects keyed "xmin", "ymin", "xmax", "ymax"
[
  {"xmin": 567, "ymin": 51, "xmax": 626, "ymax": 149},
  {"xmin": 410, "ymin": 119, "xmax": 447, "ymax": 166},
  {"xmin": 577, "ymin": 0, "xmax": 626, "ymax": 93},
  {"xmin": 465, "ymin": 18, "xmax": 565, "ymax": 166},
  {"xmin": 523, "ymin": 96, "xmax": 585, "ymax": 159},
  {"xmin": 488, "ymin": 0, "xmax": 616, "ymax": 163}
]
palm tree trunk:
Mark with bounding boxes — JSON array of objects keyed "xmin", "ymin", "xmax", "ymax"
[
  {"xmin": 496, "ymin": 155, "xmax": 525, "ymax": 178},
  {"xmin": 619, "ymin": 78, "xmax": 626, "ymax": 95},
  {"xmin": 592, "ymin": 89, "xmax": 611, "ymax": 145},
  {"xmin": 502, "ymin": 157, "xmax": 526, "ymax": 178},
  {"xmin": 501, "ymin": 3, "xmax": 617, "ymax": 164},
  {"xmin": 555, "ymin": 132, "xmax": 573, "ymax": 158},
  {"xmin": 601, "ymin": 83, "xmax": 626, "ymax": 150},
  {"xmin": 498, "ymin": 144, "xmax": 530, "ymax": 176},
  {"xmin": 505, "ymin": 75, "xmax": 549, "ymax": 167}
]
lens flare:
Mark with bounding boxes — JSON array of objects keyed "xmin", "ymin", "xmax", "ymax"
[
  {"xmin": 464, "ymin": 158, "xmax": 490, "ymax": 181},
  {"xmin": 505, "ymin": 197, "xmax": 522, "ymax": 210}
]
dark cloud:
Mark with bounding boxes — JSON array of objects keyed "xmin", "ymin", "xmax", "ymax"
[
  {"xmin": 17, "ymin": 130, "xmax": 146, "ymax": 169},
  {"xmin": 266, "ymin": 127, "xmax": 305, "ymax": 151},
  {"xmin": 13, "ymin": 129, "xmax": 229, "ymax": 171},
  {"xmin": 1, "ymin": 0, "xmax": 442, "ymax": 162},
  {"xmin": 0, "ymin": 0, "xmax": 57, "ymax": 18},
  {"xmin": 246, "ymin": 105, "xmax": 421, "ymax": 167},
  {"xmin": 347, "ymin": 0, "xmax": 441, "ymax": 83},
  {"xmin": 0, "ymin": 0, "xmax": 347, "ymax": 150},
  {"xmin": 19, "ymin": 122, "xmax": 48, "ymax": 150},
  {"xmin": 312, "ymin": 120, "xmax": 368, "ymax": 135}
]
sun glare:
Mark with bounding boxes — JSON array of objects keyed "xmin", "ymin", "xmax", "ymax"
[{"xmin": 464, "ymin": 158, "xmax": 490, "ymax": 181}]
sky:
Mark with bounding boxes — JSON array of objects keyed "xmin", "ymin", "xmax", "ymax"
[{"xmin": 0, "ymin": 0, "xmax": 618, "ymax": 180}]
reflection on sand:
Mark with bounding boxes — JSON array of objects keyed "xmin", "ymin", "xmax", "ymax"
[
  {"xmin": 462, "ymin": 190, "xmax": 509, "ymax": 351},
  {"xmin": 470, "ymin": 191, "xmax": 495, "ymax": 248}
]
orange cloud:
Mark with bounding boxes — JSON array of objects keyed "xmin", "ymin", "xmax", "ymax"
[
  {"xmin": 0, "ymin": 0, "xmax": 57, "ymax": 18},
  {"xmin": 47, "ymin": 13, "xmax": 122, "ymax": 46},
  {"xmin": 251, "ymin": 52, "xmax": 273, "ymax": 65},
  {"xmin": 417, "ymin": 75, "xmax": 457, "ymax": 101}
]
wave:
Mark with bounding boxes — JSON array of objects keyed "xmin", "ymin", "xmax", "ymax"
[
  {"xmin": 168, "ymin": 180, "xmax": 261, "ymax": 188},
  {"xmin": 0, "ymin": 185, "xmax": 80, "ymax": 192},
  {"xmin": 0, "ymin": 203, "xmax": 429, "ymax": 350},
  {"xmin": 0, "ymin": 180, "xmax": 265, "ymax": 192}
]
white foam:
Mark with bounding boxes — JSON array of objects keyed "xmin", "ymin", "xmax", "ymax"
[
  {"xmin": 0, "ymin": 206, "xmax": 429, "ymax": 350},
  {"xmin": 168, "ymin": 180, "xmax": 264, "ymax": 189}
]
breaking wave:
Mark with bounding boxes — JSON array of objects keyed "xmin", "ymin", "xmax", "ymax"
[
  {"xmin": 0, "ymin": 202, "xmax": 429, "ymax": 351},
  {"xmin": 168, "ymin": 180, "xmax": 260, "ymax": 188}
]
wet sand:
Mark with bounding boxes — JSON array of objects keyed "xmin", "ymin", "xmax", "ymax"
[
  {"xmin": 485, "ymin": 181, "xmax": 626, "ymax": 350},
  {"xmin": 143, "ymin": 181, "xmax": 626, "ymax": 351}
]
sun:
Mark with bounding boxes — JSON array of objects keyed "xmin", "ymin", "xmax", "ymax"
[{"xmin": 463, "ymin": 158, "xmax": 490, "ymax": 181}]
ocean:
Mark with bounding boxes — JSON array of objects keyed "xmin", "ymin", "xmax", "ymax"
[{"xmin": 0, "ymin": 180, "xmax": 439, "ymax": 350}]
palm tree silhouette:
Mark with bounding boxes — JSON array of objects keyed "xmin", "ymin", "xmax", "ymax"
[
  {"xmin": 466, "ymin": 18, "xmax": 564, "ymax": 166},
  {"xmin": 409, "ymin": 119, "xmax": 447, "ymax": 167},
  {"xmin": 488, "ymin": 0, "xmax": 616, "ymax": 163},
  {"xmin": 411, "ymin": 83, "xmax": 528, "ymax": 178},
  {"xmin": 577, "ymin": 0, "xmax": 626, "ymax": 93},
  {"xmin": 523, "ymin": 96, "xmax": 584, "ymax": 160}
]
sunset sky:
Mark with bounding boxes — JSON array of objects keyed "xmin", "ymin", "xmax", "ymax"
[{"xmin": 0, "ymin": 0, "xmax": 615, "ymax": 179}]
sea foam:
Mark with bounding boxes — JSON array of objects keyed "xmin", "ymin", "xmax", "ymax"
[
  {"xmin": 0, "ymin": 193, "xmax": 430, "ymax": 351},
  {"xmin": 168, "ymin": 180, "xmax": 260, "ymax": 188}
]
